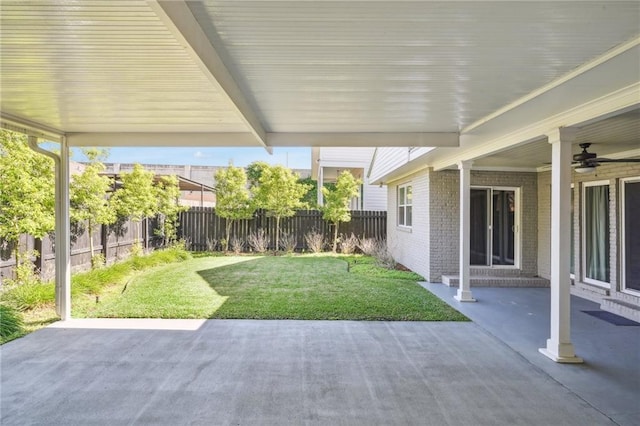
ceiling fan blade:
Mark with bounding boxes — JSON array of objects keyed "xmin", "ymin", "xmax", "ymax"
[{"xmin": 594, "ymin": 158, "xmax": 640, "ymax": 163}]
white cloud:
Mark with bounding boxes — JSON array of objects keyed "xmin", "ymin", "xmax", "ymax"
[{"xmin": 194, "ymin": 151, "xmax": 210, "ymax": 158}]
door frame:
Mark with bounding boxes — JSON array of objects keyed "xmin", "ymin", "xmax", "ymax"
[
  {"xmin": 621, "ymin": 176, "xmax": 640, "ymax": 296},
  {"xmin": 581, "ymin": 180, "xmax": 611, "ymax": 288},
  {"xmin": 470, "ymin": 186, "xmax": 521, "ymax": 269}
]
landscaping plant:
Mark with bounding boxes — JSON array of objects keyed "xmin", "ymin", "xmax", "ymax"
[
  {"xmin": 251, "ymin": 165, "xmax": 311, "ymax": 251},
  {"xmin": 155, "ymin": 174, "xmax": 188, "ymax": 245},
  {"xmin": 339, "ymin": 233, "xmax": 359, "ymax": 255},
  {"xmin": 321, "ymin": 170, "xmax": 361, "ymax": 252},
  {"xmin": 70, "ymin": 148, "xmax": 116, "ymax": 267},
  {"xmin": 214, "ymin": 166, "xmax": 255, "ymax": 251},
  {"xmin": 304, "ymin": 230, "xmax": 325, "ymax": 253},
  {"xmin": 0, "ymin": 304, "xmax": 24, "ymax": 343},
  {"xmin": 247, "ymin": 229, "xmax": 269, "ymax": 253},
  {"xmin": 0, "ymin": 129, "xmax": 55, "ymax": 274}
]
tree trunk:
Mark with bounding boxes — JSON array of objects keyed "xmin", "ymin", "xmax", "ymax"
[
  {"xmin": 275, "ymin": 216, "xmax": 281, "ymax": 252},
  {"xmin": 88, "ymin": 219, "xmax": 95, "ymax": 259},
  {"xmin": 225, "ymin": 220, "xmax": 233, "ymax": 252},
  {"xmin": 333, "ymin": 221, "xmax": 339, "ymax": 253}
]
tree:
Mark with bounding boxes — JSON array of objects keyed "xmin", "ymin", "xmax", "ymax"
[
  {"xmin": 252, "ymin": 165, "xmax": 311, "ymax": 251},
  {"xmin": 70, "ymin": 159, "xmax": 116, "ymax": 266},
  {"xmin": 245, "ymin": 161, "xmax": 270, "ymax": 188},
  {"xmin": 110, "ymin": 164, "xmax": 157, "ymax": 245},
  {"xmin": 0, "ymin": 130, "xmax": 55, "ymax": 267},
  {"xmin": 298, "ymin": 177, "xmax": 318, "ymax": 209},
  {"xmin": 322, "ymin": 170, "xmax": 361, "ymax": 252},
  {"xmin": 214, "ymin": 166, "xmax": 255, "ymax": 251},
  {"xmin": 155, "ymin": 175, "xmax": 188, "ymax": 245}
]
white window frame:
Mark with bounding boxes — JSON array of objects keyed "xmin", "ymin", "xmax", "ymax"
[
  {"xmin": 397, "ymin": 183, "xmax": 412, "ymax": 229},
  {"xmin": 470, "ymin": 186, "xmax": 521, "ymax": 269},
  {"xmin": 621, "ymin": 176, "xmax": 640, "ymax": 296},
  {"xmin": 570, "ymin": 183, "xmax": 575, "ymax": 280},
  {"xmin": 581, "ymin": 180, "xmax": 611, "ymax": 288}
]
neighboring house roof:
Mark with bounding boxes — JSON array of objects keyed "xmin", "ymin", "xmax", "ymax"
[{"xmin": 100, "ymin": 173, "xmax": 216, "ymax": 194}]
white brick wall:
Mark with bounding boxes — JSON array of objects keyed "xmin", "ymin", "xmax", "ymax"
[{"xmin": 387, "ymin": 171, "xmax": 430, "ymax": 280}]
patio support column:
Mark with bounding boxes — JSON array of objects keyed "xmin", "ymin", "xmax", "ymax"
[
  {"xmin": 317, "ymin": 166, "xmax": 324, "ymax": 207},
  {"xmin": 539, "ymin": 128, "xmax": 582, "ymax": 363},
  {"xmin": 27, "ymin": 136, "xmax": 71, "ymax": 320},
  {"xmin": 455, "ymin": 160, "xmax": 476, "ymax": 302}
]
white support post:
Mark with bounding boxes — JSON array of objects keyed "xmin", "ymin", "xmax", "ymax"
[
  {"xmin": 539, "ymin": 128, "xmax": 582, "ymax": 363},
  {"xmin": 58, "ymin": 136, "xmax": 71, "ymax": 320},
  {"xmin": 455, "ymin": 160, "xmax": 476, "ymax": 302},
  {"xmin": 27, "ymin": 136, "xmax": 71, "ymax": 320},
  {"xmin": 317, "ymin": 166, "xmax": 324, "ymax": 207}
]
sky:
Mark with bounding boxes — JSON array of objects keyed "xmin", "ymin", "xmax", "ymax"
[{"xmin": 71, "ymin": 146, "xmax": 312, "ymax": 170}]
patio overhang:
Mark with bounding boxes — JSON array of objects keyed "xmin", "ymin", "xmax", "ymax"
[{"xmin": 1, "ymin": 1, "xmax": 639, "ymax": 359}]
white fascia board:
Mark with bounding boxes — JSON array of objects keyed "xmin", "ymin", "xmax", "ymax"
[
  {"xmin": 66, "ymin": 132, "xmax": 259, "ymax": 147},
  {"xmin": 148, "ymin": 1, "xmax": 269, "ymax": 152},
  {"xmin": 431, "ymin": 82, "xmax": 640, "ymax": 171},
  {"xmin": 1, "ymin": 112, "xmax": 64, "ymax": 142},
  {"xmin": 267, "ymin": 132, "xmax": 458, "ymax": 147}
]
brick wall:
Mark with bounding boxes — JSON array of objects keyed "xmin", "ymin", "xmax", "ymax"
[
  {"xmin": 538, "ymin": 163, "xmax": 640, "ymax": 303},
  {"xmin": 387, "ymin": 171, "xmax": 430, "ymax": 280},
  {"xmin": 387, "ymin": 168, "xmax": 538, "ymax": 282}
]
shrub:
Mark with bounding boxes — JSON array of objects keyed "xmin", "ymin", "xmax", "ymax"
[
  {"xmin": 304, "ymin": 231, "xmax": 325, "ymax": 253},
  {"xmin": 91, "ymin": 254, "xmax": 106, "ymax": 269},
  {"xmin": 372, "ymin": 240, "xmax": 396, "ymax": 269},
  {"xmin": 0, "ymin": 304, "xmax": 23, "ymax": 341},
  {"xmin": 247, "ymin": 229, "xmax": 269, "ymax": 253},
  {"xmin": 206, "ymin": 237, "xmax": 218, "ymax": 252},
  {"xmin": 230, "ymin": 236, "xmax": 244, "ymax": 254},
  {"xmin": 279, "ymin": 232, "xmax": 297, "ymax": 253},
  {"xmin": 130, "ymin": 242, "xmax": 144, "ymax": 258},
  {"xmin": 0, "ymin": 281, "xmax": 55, "ymax": 311},
  {"xmin": 340, "ymin": 233, "xmax": 359, "ymax": 255},
  {"xmin": 358, "ymin": 237, "xmax": 379, "ymax": 256}
]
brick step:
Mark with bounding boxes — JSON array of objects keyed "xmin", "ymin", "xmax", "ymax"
[
  {"xmin": 600, "ymin": 298, "xmax": 640, "ymax": 323},
  {"xmin": 441, "ymin": 275, "xmax": 550, "ymax": 288}
]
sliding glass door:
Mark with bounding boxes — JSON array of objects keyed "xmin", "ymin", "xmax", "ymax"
[
  {"xmin": 622, "ymin": 178, "xmax": 640, "ymax": 294},
  {"xmin": 470, "ymin": 187, "xmax": 518, "ymax": 267},
  {"xmin": 582, "ymin": 181, "xmax": 610, "ymax": 286}
]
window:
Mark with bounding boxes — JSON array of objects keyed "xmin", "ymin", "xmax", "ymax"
[
  {"xmin": 582, "ymin": 181, "xmax": 610, "ymax": 286},
  {"xmin": 621, "ymin": 177, "xmax": 640, "ymax": 295},
  {"xmin": 470, "ymin": 187, "xmax": 519, "ymax": 267},
  {"xmin": 398, "ymin": 184, "xmax": 412, "ymax": 227}
]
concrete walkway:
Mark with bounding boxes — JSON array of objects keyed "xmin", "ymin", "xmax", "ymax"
[
  {"xmin": 1, "ymin": 317, "xmax": 618, "ymax": 425},
  {"xmin": 422, "ymin": 284, "xmax": 640, "ymax": 426}
]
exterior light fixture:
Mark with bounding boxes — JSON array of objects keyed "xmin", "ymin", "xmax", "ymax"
[{"xmin": 575, "ymin": 166, "xmax": 596, "ymax": 174}]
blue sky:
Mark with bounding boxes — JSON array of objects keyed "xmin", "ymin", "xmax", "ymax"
[{"xmin": 72, "ymin": 146, "xmax": 312, "ymax": 170}]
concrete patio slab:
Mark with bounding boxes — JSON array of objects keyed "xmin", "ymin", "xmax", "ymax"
[
  {"xmin": 421, "ymin": 284, "xmax": 640, "ymax": 426},
  {"xmin": 1, "ymin": 319, "xmax": 614, "ymax": 425}
]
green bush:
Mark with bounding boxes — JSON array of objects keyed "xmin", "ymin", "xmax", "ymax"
[
  {"xmin": 1, "ymin": 281, "xmax": 55, "ymax": 311},
  {"xmin": 0, "ymin": 304, "xmax": 24, "ymax": 341},
  {"xmin": 72, "ymin": 245, "xmax": 191, "ymax": 296}
]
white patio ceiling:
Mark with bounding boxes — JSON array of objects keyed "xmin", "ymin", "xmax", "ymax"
[{"xmin": 1, "ymin": 1, "xmax": 639, "ymax": 155}]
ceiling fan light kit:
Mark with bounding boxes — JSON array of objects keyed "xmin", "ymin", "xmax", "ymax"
[{"xmin": 574, "ymin": 166, "xmax": 597, "ymax": 174}]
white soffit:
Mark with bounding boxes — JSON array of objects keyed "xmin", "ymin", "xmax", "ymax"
[
  {"xmin": 0, "ymin": 1, "xmax": 251, "ymax": 135},
  {"xmin": 189, "ymin": 0, "xmax": 640, "ymax": 133}
]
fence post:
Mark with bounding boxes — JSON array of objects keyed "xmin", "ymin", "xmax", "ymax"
[
  {"xmin": 34, "ymin": 237, "xmax": 43, "ymax": 276},
  {"xmin": 101, "ymin": 224, "xmax": 109, "ymax": 261}
]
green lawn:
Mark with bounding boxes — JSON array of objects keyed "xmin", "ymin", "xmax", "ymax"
[{"xmin": 74, "ymin": 255, "xmax": 467, "ymax": 321}]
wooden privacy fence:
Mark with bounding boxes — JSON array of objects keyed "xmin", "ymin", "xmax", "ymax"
[
  {"xmin": 0, "ymin": 217, "xmax": 165, "ymax": 283},
  {"xmin": 179, "ymin": 208, "xmax": 387, "ymax": 251}
]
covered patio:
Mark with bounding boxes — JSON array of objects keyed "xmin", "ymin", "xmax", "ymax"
[
  {"xmin": 2, "ymin": 287, "xmax": 637, "ymax": 425},
  {"xmin": 1, "ymin": 7, "xmax": 639, "ymax": 421}
]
